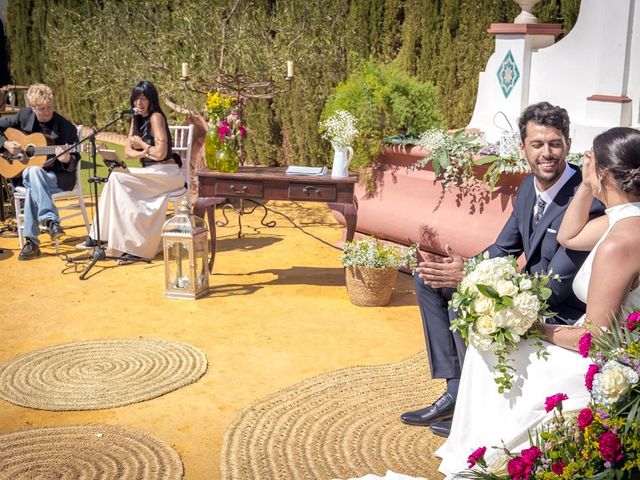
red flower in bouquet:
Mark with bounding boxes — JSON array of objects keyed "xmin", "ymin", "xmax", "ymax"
[
  {"xmin": 577, "ymin": 407, "xmax": 594, "ymax": 430},
  {"xmin": 551, "ymin": 460, "xmax": 565, "ymax": 474},
  {"xmin": 599, "ymin": 430, "xmax": 623, "ymax": 463},
  {"xmin": 507, "ymin": 456, "xmax": 529, "ymax": 480},
  {"xmin": 467, "ymin": 446, "xmax": 486, "ymax": 468},
  {"xmin": 544, "ymin": 393, "xmax": 568, "ymax": 413},
  {"xmin": 626, "ymin": 310, "xmax": 640, "ymax": 331},
  {"xmin": 578, "ymin": 331, "xmax": 592, "ymax": 357},
  {"xmin": 585, "ymin": 363, "xmax": 600, "ymax": 391}
]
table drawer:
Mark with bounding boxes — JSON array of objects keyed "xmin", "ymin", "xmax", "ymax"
[
  {"xmin": 288, "ymin": 183, "xmax": 337, "ymax": 201},
  {"xmin": 214, "ymin": 180, "xmax": 263, "ymax": 198}
]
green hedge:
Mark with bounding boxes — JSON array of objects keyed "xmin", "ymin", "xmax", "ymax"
[{"xmin": 5, "ymin": 0, "xmax": 581, "ymax": 167}]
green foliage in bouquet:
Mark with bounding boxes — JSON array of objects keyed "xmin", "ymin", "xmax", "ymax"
[
  {"xmin": 450, "ymin": 253, "xmax": 558, "ymax": 393},
  {"xmin": 458, "ymin": 307, "xmax": 640, "ymax": 480},
  {"xmin": 341, "ymin": 238, "xmax": 418, "ymax": 270}
]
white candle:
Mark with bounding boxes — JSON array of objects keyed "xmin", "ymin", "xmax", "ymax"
[
  {"xmin": 287, "ymin": 60, "xmax": 294, "ymax": 78},
  {"xmin": 181, "ymin": 62, "xmax": 189, "ymax": 78}
]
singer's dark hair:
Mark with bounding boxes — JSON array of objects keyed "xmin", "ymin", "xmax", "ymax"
[{"xmin": 130, "ymin": 80, "xmax": 163, "ymax": 115}]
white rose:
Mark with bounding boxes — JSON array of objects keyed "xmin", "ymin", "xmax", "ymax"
[
  {"xmin": 468, "ymin": 329, "xmax": 498, "ymax": 352},
  {"xmin": 593, "ymin": 361, "xmax": 640, "ymax": 405},
  {"xmin": 513, "ymin": 291, "xmax": 541, "ymax": 319},
  {"xmin": 473, "ymin": 296, "xmax": 495, "ymax": 315},
  {"xmin": 475, "ymin": 315, "xmax": 498, "ymax": 336},
  {"xmin": 519, "ymin": 278, "xmax": 532, "ymax": 291},
  {"xmin": 496, "ymin": 279, "xmax": 518, "ymax": 297}
]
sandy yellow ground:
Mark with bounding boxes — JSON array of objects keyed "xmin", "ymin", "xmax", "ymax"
[{"xmin": 0, "ymin": 199, "xmax": 431, "ymax": 479}]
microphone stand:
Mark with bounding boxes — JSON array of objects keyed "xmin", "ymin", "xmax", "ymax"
[{"xmin": 69, "ymin": 112, "xmax": 150, "ymax": 280}]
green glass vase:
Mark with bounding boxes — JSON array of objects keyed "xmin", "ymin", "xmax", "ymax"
[
  {"xmin": 215, "ymin": 144, "xmax": 239, "ymax": 173},
  {"xmin": 204, "ymin": 126, "xmax": 221, "ymax": 170}
]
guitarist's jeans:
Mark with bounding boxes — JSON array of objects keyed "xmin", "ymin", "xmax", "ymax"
[{"xmin": 22, "ymin": 166, "xmax": 62, "ymax": 245}]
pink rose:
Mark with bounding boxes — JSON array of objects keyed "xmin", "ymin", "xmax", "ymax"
[
  {"xmin": 217, "ymin": 121, "xmax": 231, "ymax": 140},
  {"xmin": 585, "ymin": 364, "xmax": 600, "ymax": 391},
  {"xmin": 626, "ymin": 311, "xmax": 640, "ymax": 331},
  {"xmin": 507, "ymin": 457, "xmax": 529, "ymax": 480},
  {"xmin": 578, "ymin": 332, "xmax": 592, "ymax": 357},
  {"xmin": 577, "ymin": 407, "xmax": 594, "ymax": 430},
  {"xmin": 551, "ymin": 461, "xmax": 565, "ymax": 475},
  {"xmin": 467, "ymin": 446, "xmax": 487, "ymax": 469},
  {"xmin": 545, "ymin": 393, "xmax": 568, "ymax": 413},
  {"xmin": 520, "ymin": 446, "xmax": 542, "ymax": 465},
  {"xmin": 599, "ymin": 431, "xmax": 623, "ymax": 463}
]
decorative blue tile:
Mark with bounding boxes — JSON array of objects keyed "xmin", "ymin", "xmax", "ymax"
[{"xmin": 496, "ymin": 50, "xmax": 520, "ymax": 98}]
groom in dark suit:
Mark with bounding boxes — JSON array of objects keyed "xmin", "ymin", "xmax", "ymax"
[{"xmin": 401, "ymin": 102, "xmax": 604, "ymax": 436}]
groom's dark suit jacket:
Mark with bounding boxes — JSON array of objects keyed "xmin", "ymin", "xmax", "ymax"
[
  {"xmin": 417, "ymin": 163, "xmax": 604, "ymax": 380},
  {"xmin": 486, "ymin": 163, "xmax": 603, "ymax": 322}
]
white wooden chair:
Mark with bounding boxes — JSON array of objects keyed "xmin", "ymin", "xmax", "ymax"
[
  {"xmin": 14, "ymin": 126, "xmax": 90, "ymax": 253},
  {"xmin": 168, "ymin": 124, "xmax": 194, "ymax": 212}
]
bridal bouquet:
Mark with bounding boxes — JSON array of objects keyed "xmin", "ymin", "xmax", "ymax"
[
  {"xmin": 450, "ymin": 253, "xmax": 558, "ymax": 392},
  {"xmin": 457, "ymin": 308, "xmax": 640, "ymax": 480}
]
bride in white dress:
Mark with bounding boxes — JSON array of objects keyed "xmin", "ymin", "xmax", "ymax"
[{"xmin": 436, "ymin": 127, "xmax": 640, "ymax": 478}]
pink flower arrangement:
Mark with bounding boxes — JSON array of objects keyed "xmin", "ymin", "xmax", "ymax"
[{"xmin": 544, "ymin": 393, "xmax": 568, "ymax": 413}]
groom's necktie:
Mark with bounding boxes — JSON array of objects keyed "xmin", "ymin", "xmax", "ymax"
[{"xmin": 533, "ymin": 195, "xmax": 547, "ymax": 227}]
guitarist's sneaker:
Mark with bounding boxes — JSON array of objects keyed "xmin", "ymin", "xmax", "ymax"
[
  {"xmin": 46, "ymin": 220, "xmax": 64, "ymax": 240},
  {"xmin": 18, "ymin": 238, "xmax": 41, "ymax": 261}
]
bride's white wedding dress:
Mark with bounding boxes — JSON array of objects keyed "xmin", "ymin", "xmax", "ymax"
[{"xmin": 435, "ymin": 202, "xmax": 640, "ymax": 479}]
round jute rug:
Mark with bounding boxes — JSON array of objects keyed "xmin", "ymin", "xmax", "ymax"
[
  {"xmin": 0, "ymin": 424, "xmax": 183, "ymax": 479},
  {"xmin": 221, "ymin": 353, "xmax": 446, "ymax": 480},
  {"xmin": 0, "ymin": 339, "xmax": 207, "ymax": 411}
]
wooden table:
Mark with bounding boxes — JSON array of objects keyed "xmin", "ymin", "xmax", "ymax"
[{"xmin": 194, "ymin": 167, "xmax": 358, "ymax": 272}]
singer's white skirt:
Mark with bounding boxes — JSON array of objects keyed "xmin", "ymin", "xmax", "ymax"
[{"xmin": 89, "ymin": 164, "xmax": 184, "ymax": 259}]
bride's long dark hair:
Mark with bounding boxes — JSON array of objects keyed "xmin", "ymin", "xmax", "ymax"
[{"xmin": 593, "ymin": 127, "xmax": 640, "ymax": 196}]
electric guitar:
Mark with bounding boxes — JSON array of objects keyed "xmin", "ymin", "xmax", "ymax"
[{"xmin": 0, "ymin": 128, "xmax": 84, "ymax": 178}]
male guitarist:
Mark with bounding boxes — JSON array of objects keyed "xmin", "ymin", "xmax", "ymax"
[{"xmin": 0, "ymin": 83, "xmax": 79, "ymax": 260}]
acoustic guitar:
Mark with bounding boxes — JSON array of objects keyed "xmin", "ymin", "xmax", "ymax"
[{"xmin": 0, "ymin": 128, "xmax": 83, "ymax": 178}]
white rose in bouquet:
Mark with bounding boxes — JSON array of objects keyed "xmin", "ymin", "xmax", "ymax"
[
  {"xmin": 496, "ymin": 279, "xmax": 518, "ymax": 297},
  {"xmin": 473, "ymin": 296, "xmax": 495, "ymax": 315},
  {"xmin": 592, "ymin": 360, "xmax": 640, "ymax": 405},
  {"xmin": 475, "ymin": 315, "xmax": 498, "ymax": 336}
]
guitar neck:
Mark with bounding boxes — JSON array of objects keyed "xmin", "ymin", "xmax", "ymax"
[{"xmin": 27, "ymin": 144, "xmax": 81, "ymax": 158}]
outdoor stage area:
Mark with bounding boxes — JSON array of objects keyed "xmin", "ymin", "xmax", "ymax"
[{"xmin": 0, "ymin": 199, "xmax": 446, "ymax": 479}]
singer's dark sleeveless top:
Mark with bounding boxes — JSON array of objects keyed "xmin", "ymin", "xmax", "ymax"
[{"xmin": 135, "ymin": 114, "xmax": 181, "ymax": 168}]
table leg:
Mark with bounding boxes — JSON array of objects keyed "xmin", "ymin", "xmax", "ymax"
[{"xmin": 329, "ymin": 200, "xmax": 358, "ymax": 242}]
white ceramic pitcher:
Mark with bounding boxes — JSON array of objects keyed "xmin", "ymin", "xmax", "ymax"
[{"xmin": 331, "ymin": 144, "xmax": 353, "ymax": 178}]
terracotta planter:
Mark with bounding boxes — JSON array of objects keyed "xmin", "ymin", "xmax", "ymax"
[
  {"xmin": 333, "ymin": 145, "xmax": 526, "ymax": 259},
  {"xmin": 345, "ymin": 266, "xmax": 398, "ymax": 307}
]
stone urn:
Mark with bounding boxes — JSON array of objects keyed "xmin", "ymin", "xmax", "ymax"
[{"xmin": 513, "ymin": 0, "xmax": 543, "ymax": 24}]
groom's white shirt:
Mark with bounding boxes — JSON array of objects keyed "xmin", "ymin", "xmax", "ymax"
[{"xmin": 533, "ymin": 161, "xmax": 576, "ymax": 218}]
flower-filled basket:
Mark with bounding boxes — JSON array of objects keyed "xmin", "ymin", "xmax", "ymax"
[{"xmin": 341, "ymin": 239, "xmax": 417, "ymax": 307}]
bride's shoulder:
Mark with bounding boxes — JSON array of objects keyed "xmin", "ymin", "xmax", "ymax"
[{"xmin": 596, "ymin": 222, "xmax": 640, "ymax": 261}]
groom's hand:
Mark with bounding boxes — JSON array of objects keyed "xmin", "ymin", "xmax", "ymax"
[{"xmin": 416, "ymin": 244, "xmax": 465, "ymax": 289}]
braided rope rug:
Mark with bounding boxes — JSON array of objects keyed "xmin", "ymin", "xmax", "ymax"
[
  {"xmin": 0, "ymin": 339, "xmax": 207, "ymax": 411},
  {"xmin": 221, "ymin": 353, "xmax": 445, "ymax": 480},
  {"xmin": 0, "ymin": 424, "xmax": 183, "ymax": 479}
]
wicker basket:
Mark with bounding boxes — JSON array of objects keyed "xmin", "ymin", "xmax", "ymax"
[{"xmin": 344, "ymin": 266, "xmax": 398, "ymax": 307}]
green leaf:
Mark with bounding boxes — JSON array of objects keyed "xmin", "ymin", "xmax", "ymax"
[
  {"xmin": 476, "ymin": 284, "xmax": 500, "ymax": 299},
  {"xmin": 436, "ymin": 150, "xmax": 450, "ymax": 168}
]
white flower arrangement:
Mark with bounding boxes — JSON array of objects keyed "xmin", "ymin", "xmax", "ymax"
[
  {"xmin": 341, "ymin": 238, "xmax": 418, "ymax": 270},
  {"xmin": 450, "ymin": 253, "xmax": 559, "ymax": 393},
  {"xmin": 321, "ymin": 110, "xmax": 359, "ymax": 148}
]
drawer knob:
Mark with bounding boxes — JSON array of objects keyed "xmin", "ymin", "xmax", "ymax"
[
  {"xmin": 230, "ymin": 184, "xmax": 248, "ymax": 192},
  {"xmin": 303, "ymin": 186, "xmax": 320, "ymax": 194}
]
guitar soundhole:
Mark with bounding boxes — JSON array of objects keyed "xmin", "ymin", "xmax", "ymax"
[{"xmin": 24, "ymin": 144, "xmax": 36, "ymax": 158}]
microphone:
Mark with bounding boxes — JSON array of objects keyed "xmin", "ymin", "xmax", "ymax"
[{"xmin": 119, "ymin": 107, "xmax": 141, "ymax": 115}]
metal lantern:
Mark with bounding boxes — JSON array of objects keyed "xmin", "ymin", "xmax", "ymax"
[{"xmin": 161, "ymin": 201, "xmax": 209, "ymax": 299}]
